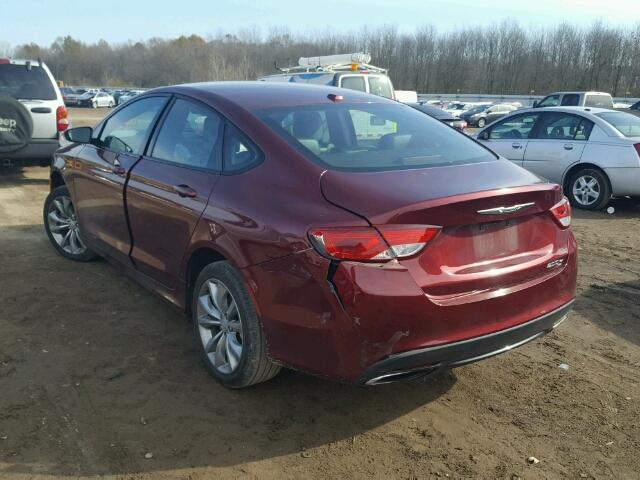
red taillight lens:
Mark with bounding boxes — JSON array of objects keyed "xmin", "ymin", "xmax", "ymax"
[
  {"xmin": 56, "ymin": 105, "xmax": 69, "ymax": 132},
  {"xmin": 309, "ymin": 225, "xmax": 441, "ymax": 262},
  {"xmin": 634, "ymin": 143, "xmax": 640, "ymax": 158},
  {"xmin": 550, "ymin": 197, "xmax": 571, "ymax": 228}
]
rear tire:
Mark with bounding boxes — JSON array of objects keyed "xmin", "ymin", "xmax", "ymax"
[
  {"xmin": 567, "ymin": 168, "xmax": 611, "ymax": 210},
  {"xmin": 108, "ymin": 101, "xmax": 114, "ymax": 108},
  {"xmin": 43, "ymin": 185, "xmax": 97, "ymax": 261},
  {"xmin": 477, "ymin": 118, "xmax": 486, "ymax": 128},
  {"xmin": 192, "ymin": 261, "xmax": 281, "ymax": 388},
  {"xmin": 92, "ymin": 101, "xmax": 97, "ymax": 109}
]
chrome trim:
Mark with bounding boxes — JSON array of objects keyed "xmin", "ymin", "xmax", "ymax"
[{"xmin": 477, "ymin": 202, "xmax": 535, "ymax": 215}]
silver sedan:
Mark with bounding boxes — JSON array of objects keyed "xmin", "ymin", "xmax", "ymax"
[{"xmin": 475, "ymin": 106, "xmax": 640, "ymax": 209}]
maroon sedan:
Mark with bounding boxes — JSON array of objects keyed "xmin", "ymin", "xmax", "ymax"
[{"xmin": 44, "ymin": 82, "xmax": 576, "ymax": 388}]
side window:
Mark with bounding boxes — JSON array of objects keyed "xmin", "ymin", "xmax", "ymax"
[
  {"xmin": 488, "ymin": 113, "xmax": 540, "ymax": 140},
  {"xmin": 368, "ymin": 76, "xmax": 393, "ymax": 99},
  {"xmin": 534, "ymin": 113, "xmax": 586, "ymax": 140},
  {"xmin": 538, "ymin": 95, "xmax": 560, "ymax": 107},
  {"xmin": 561, "ymin": 94, "xmax": 580, "ymax": 106},
  {"xmin": 223, "ymin": 125, "xmax": 262, "ymax": 173},
  {"xmin": 573, "ymin": 119, "xmax": 594, "ymax": 140},
  {"xmin": 151, "ymin": 98, "xmax": 222, "ymax": 169},
  {"xmin": 340, "ymin": 76, "xmax": 366, "ymax": 92},
  {"xmin": 98, "ymin": 96, "xmax": 167, "ymax": 155}
]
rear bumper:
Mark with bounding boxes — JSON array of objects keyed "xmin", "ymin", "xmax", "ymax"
[
  {"xmin": 0, "ymin": 138, "xmax": 59, "ymax": 163},
  {"xmin": 358, "ymin": 300, "xmax": 573, "ymax": 385}
]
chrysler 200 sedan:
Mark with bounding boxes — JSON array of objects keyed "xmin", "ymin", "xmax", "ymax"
[{"xmin": 44, "ymin": 82, "xmax": 577, "ymax": 388}]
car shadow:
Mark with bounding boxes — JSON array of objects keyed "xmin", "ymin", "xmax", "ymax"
[
  {"xmin": 0, "ymin": 224, "xmax": 455, "ymax": 477},
  {"xmin": 0, "ymin": 165, "xmax": 50, "ymax": 187},
  {"xmin": 575, "ymin": 279, "xmax": 640, "ymax": 347}
]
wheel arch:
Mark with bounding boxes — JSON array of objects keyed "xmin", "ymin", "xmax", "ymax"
[{"xmin": 50, "ymin": 169, "xmax": 65, "ymax": 191}]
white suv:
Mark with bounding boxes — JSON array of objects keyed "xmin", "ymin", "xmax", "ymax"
[{"xmin": 0, "ymin": 58, "xmax": 68, "ymax": 167}]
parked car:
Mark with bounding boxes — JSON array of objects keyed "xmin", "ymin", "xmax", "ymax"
[
  {"xmin": 475, "ymin": 106, "xmax": 640, "ymax": 209},
  {"xmin": 64, "ymin": 88, "xmax": 99, "ymax": 107},
  {"xmin": 461, "ymin": 103, "xmax": 516, "ymax": 128},
  {"xmin": 78, "ymin": 91, "xmax": 115, "ymax": 108},
  {"xmin": 0, "ymin": 57, "xmax": 68, "ymax": 167},
  {"xmin": 409, "ymin": 102, "xmax": 467, "ymax": 131},
  {"xmin": 45, "ymin": 82, "xmax": 576, "ymax": 388},
  {"xmin": 443, "ymin": 101, "xmax": 470, "ymax": 117},
  {"xmin": 118, "ymin": 90, "xmax": 143, "ymax": 105},
  {"xmin": 533, "ymin": 91, "xmax": 614, "ymax": 109},
  {"xmin": 259, "ymin": 52, "xmax": 395, "ymax": 100}
]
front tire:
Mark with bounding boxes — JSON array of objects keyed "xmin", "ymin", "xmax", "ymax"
[
  {"xmin": 108, "ymin": 101, "xmax": 114, "ymax": 108},
  {"xmin": 43, "ymin": 185, "xmax": 97, "ymax": 261},
  {"xmin": 92, "ymin": 101, "xmax": 97, "ymax": 109},
  {"xmin": 192, "ymin": 261, "xmax": 281, "ymax": 388},
  {"xmin": 568, "ymin": 168, "xmax": 611, "ymax": 210}
]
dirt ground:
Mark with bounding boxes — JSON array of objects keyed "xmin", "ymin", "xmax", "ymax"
[{"xmin": 1, "ymin": 107, "xmax": 639, "ymax": 479}]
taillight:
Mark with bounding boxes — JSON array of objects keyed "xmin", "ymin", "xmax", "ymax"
[
  {"xmin": 309, "ymin": 225, "xmax": 441, "ymax": 262},
  {"xmin": 550, "ymin": 197, "xmax": 571, "ymax": 228},
  {"xmin": 634, "ymin": 143, "xmax": 640, "ymax": 158},
  {"xmin": 56, "ymin": 105, "xmax": 69, "ymax": 132}
]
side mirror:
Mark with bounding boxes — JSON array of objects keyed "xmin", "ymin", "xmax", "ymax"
[
  {"xmin": 478, "ymin": 131, "xmax": 490, "ymax": 141},
  {"xmin": 64, "ymin": 126, "xmax": 93, "ymax": 144},
  {"xmin": 532, "ymin": 101, "xmax": 539, "ymax": 108}
]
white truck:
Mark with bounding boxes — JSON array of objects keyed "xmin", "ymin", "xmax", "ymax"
[
  {"xmin": 259, "ymin": 53, "xmax": 395, "ymax": 100},
  {"xmin": 533, "ymin": 91, "xmax": 614, "ymax": 109}
]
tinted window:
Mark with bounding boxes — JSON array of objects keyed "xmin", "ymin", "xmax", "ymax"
[
  {"xmin": 368, "ymin": 76, "xmax": 393, "ymax": 99},
  {"xmin": 151, "ymin": 98, "xmax": 222, "ymax": 169},
  {"xmin": 538, "ymin": 95, "xmax": 560, "ymax": 107},
  {"xmin": 0, "ymin": 64, "xmax": 56, "ymax": 100},
  {"xmin": 585, "ymin": 94, "xmax": 613, "ymax": 108},
  {"xmin": 561, "ymin": 94, "xmax": 580, "ymax": 106},
  {"xmin": 534, "ymin": 113, "xmax": 592, "ymax": 140},
  {"xmin": 223, "ymin": 125, "xmax": 262, "ymax": 172},
  {"xmin": 257, "ymin": 103, "xmax": 496, "ymax": 171},
  {"xmin": 340, "ymin": 76, "xmax": 366, "ymax": 92},
  {"xmin": 98, "ymin": 96, "xmax": 166, "ymax": 155},
  {"xmin": 597, "ymin": 112, "xmax": 640, "ymax": 137},
  {"xmin": 488, "ymin": 113, "xmax": 540, "ymax": 140}
]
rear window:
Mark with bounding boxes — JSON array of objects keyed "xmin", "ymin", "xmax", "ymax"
[
  {"xmin": 597, "ymin": 112, "xmax": 640, "ymax": 137},
  {"xmin": 585, "ymin": 94, "xmax": 613, "ymax": 108},
  {"xmin": 368, "ymin": 76, "xmax": 393, "ymax": 99},
  {"xmin": 256, "ymin": 103, "xmax": 496, "ymax": 172},
  {"xmin": 0, "ymin": 64, "xmax": 56, "ymax": 100}
]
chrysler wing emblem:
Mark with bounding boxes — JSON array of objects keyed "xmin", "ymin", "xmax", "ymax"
[{"xmin": 477, "ymin": 202, "xmax": 535, "ymax": 215}]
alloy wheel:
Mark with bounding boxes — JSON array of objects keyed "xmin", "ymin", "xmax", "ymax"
[
  {"xmin": 196, "ymin": 279, "xmax": 243, "ymax": 374},
  {"xmin": 46, "ymin": 195, "xmax": 88, "ymax": 255},
  {"xmin": 572, "ymin": 174, "xmax": 600, "ymax": 207}
]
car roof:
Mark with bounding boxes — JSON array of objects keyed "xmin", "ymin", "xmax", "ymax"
[
  {"xmin": 151, "ymin": 81, "xmax": 394, "ymax": 110},
  {"xmin": 547, "ymin": 91, "xmax": 611, "ymax": 95},
  {"xmin": 517, "ymin": 106, "xmax": 614, "ymax": 115}
]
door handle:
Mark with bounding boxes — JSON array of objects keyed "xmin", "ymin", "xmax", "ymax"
[
  {"xmin": 112, "ymin": 159, "xmax": 126, "ymax": 175},
  {"xmin": 174, "ymin": 184, "xmax": 198, "ymax": 198},
  {"xmin": 564, "ymin": 144, "xmax": 574, "ymax": 150},
  {"xmin": 512, "ymin": 142, "xmax": 521, "ymax": 149}
]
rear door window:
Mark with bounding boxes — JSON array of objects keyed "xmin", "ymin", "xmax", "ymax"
[
  {"xmin": 561, "ymin": 94, "xmax": 580, "ymax": 106},
  {"xmin": 98, "ymin": 96, "xmax": 167, "ymax": 155},
  {"xmin": 533, "ymin": 113, "xmax": 592, "ymax": 140},
  {"xmin": 0, "ymin": 64, "xmax": 56, "ymax": 100},
  {"xmin": 488, "ymin": 113, "xmax": 540, "ymax": 139},
  {"xmin": 340, "ymin": 76, "xmax": 366, "ymax": 93},
  {"xmin": 151, "ymin": 98, "xmax": 223, "ymax": 170}
]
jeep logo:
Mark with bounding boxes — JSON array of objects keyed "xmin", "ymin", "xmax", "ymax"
[{"xmin": 0, "ymin": 117, "xmax": 18, "ymax": 129}]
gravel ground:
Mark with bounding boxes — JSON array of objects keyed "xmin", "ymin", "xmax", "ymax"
[{"xmin": 0, "ymin": 107, "xmax": 638, "ymax": 479}]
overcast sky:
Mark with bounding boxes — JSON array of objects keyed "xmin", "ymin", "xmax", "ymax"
[{"xmin": 2, "ymin": 0, "xmax": 640, "ymax": 46}]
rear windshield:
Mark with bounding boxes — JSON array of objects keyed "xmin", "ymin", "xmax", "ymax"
[
  {"xmin": 585, "ymin": 94, "xmax": 613, "ymax": 108},
  {"xmin": 597, "ymin": 112, "xmax": 640, "ymax": 137},
  {"xmin": 256, "ymin": 103, "xmax": 496, "ymax": 172},
  {"xmin": 0, "ymin": 64, "xmax": 56, "ymax": 100}
]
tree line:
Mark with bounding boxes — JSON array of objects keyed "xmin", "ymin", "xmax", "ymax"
[{"xmin": 11, "ymin": 21, "xmax": 640, "ymax": 96}]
